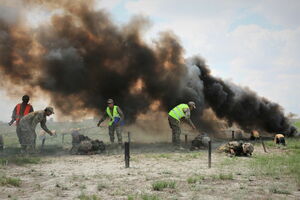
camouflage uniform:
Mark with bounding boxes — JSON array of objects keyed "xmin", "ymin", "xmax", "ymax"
[
  {"xmin": 17, "ymin": 110, "xmax": 52, "ymax": 152},
  {"xmin": 71, "ymin": 133, "xmax": 105, "ymax": 155},
  {"xmin": 219, "ymin": 141, "xmax": 254, "ymax": 157},
  {"xmin": 168, "ymin": 116, "xmax": 181, "ymax": 145}
]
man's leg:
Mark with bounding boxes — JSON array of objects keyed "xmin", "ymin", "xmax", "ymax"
[
  {"xmin": 168, "ymin": 116, "xmax": 181, "ymax": 146},
  {"xmin": 16, "ymin": 126, "xmax": 26, "ymax": 150},
  {"xmin": 108, "ymin": 126, "xmax": 115, "ymax": 143},
  {"xmin": 27, "ymin": 130, "xmax": 37, "ymax": 153},
  {"xmin": 115, "ymin": 125, "xmax": 122, "ymax": 144}
]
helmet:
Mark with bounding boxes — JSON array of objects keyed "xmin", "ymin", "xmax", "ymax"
[
  {"xmin": 22, "ymin": 95, "xmax": 30, "ymax": 103},
  {"xmin": 107, "ymin": 99, "xmax": 114, "ymax": 104},
  {"xmin": 188, "ymin": 101, "xmax": 196, "ymax": 109},
  {"xmin": 242, "ymin": 143, "xmax": 254, "ymax": 155}
]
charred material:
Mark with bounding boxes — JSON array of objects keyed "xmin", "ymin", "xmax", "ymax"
[{"xmin": 71, "ymin": 133, "xmax": 105, "ymax": 155}]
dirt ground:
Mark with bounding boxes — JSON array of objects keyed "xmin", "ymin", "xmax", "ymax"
[{"xmin": 1, "ymin": 141, "xmax": 299, "ymax": 200}]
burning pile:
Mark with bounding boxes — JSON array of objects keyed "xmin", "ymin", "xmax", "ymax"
[{"xmin": 0, "ymin": 0, "xmax": 296, "ymax": 135}]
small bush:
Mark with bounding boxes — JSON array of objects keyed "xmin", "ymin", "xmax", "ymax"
[
  {"xmin": 211, "ymin": 173, "xmax": 233, "ymax": 180},
  {"xmin": 0, "ymin": 156, "xmax": 41, "ymax": 166},
  {"xmin": 152, "ymin": 180, "xmax": 176, "ymax": 191},
  {"xmin": 158, "ymin": 154, "xmax": 172, "ymax": 159},
  {"xmin": 141, "ymin": 194, "xmax": 160, "ymax": 200},
  {"xmin": 78, "ymin": 193, "xmax": 101, "ymax": 200},
  {"xmin": 187, "ymin": 175, "xmax": 205, "ymax": 184},
  {"xmin": 0, "ymin": 176, "xmax": 21, "ymax": 187},
  {"xmin": 219, "ymin": 173, "xmax": 233, "ymax": 180},
  {"xmin": 269, "ymin": 186, "xmax": 291, "ymax": 195},
  {"xmin": 127, "ymin": 195, "xmax": 135, "ymax": 200}
]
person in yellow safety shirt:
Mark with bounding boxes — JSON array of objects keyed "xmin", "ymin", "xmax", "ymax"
[
  {"xmin": 168, "ymin": 101, "xmax": 197, "ymax": 148},
  {"xmin": 97, "ymin": 99, "xmax": 125, "ymax": 144},
  {"xmin": 274, "ymin": 134, "xmax": 286, "ymax": 146}
]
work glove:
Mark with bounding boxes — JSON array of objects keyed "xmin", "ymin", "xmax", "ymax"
[{"xmin": 8, "ymin": 121, "xmax": 13, "ymax": 126}]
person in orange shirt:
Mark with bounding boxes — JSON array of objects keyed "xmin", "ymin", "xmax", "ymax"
[{"xmin": 8, "ymin": 95, "xmax": 34, "ymax": 150}]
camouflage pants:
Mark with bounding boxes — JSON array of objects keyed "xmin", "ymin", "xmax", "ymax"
[
  {"xmin": 168, "ymin": 116, "xmax": 181, "ymax": 146},
  {"xmin": 16, "ymin": 125, "xmax": 26, "ymax": 150},
  {"xmin": 108, "ymin": 124, "xmax": 122, "ymax": 144},
  {"xmin": 17, "ymin": 125, "xmax": 36, "ymax": 152},
  {"xmin": 0, "ymin": 135, "xmax": 3, "ymax": 150}
]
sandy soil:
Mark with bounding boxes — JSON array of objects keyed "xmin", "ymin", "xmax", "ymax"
[{"xmin": 1, "ymin": 143, "xmax": 299, "ymax": 200}]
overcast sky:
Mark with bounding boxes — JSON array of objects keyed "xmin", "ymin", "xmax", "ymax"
[{"xmin": 1, "ymin": 0, "xmax": 299, "ymax": 121}]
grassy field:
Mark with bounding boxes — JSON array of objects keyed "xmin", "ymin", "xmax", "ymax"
[
  {"xmin": 293, "ymin": 120, "xmax": 300, "ymax": 130},
  {"xmin": 0, "ymin": 120, "xmax": 300, "ymax": 199}
]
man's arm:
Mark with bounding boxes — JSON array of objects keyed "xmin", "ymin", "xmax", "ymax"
[
  {"xmin": 97, "ymin": 112, "xmax": 108, "ymax": 126},
  {"xmin": 40, "ymin": 118, "xmax": 53, "ymax": 135},
  {"xmin": 8, "ymin": 106, "xmax": 17, "ymax": 126},
  {"xmin": 183, "ymin": 108, "xmax": 196, "ymax": 130},
  {"xmin": 117, "ymin": 106, "xmax": 124, "ymax": 121},
  {"xmin": 30, "ymin": 105, "xmax": 34, "ymax": 112}
]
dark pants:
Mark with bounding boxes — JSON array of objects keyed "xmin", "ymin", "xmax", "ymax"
[
  {"xmin": 108, "ymin": 124, "xmax": 122, "ymax": 144},
  {"xmin": 168, "ymin": 116, "xmax": 181, "ymax": 146},
  {"xmin": 276, "ymin": 137, "xmax": 286, "ymax": 146}
]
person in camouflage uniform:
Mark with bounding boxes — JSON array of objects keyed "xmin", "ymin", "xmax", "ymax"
[
  {"xmin": 97, "ymin": 99, "xmax": 124, "ymax": 145},
  {"xmin": 70, "ymin": 132, "xmax": 105, "ymax": 155},
  {"xmin": 219, "ymin": 141, "xmax": 254, "ymax": 157},
  {"xmin": 17, "ymin": 107, "xmax": 55, "ymax": 153}
]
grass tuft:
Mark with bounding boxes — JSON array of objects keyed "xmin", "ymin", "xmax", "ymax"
[
  {"xmin": 269, "ymin": 186, "xmax": 291, "ymax": 195},
  {"xmin": 141, "ymin": 194, "xmax": 160, "ymax": 200},
  {"xmin": 152, "ymin": 180, "xmax": 176, "ymax": 191},
  {"xmin": 0, "ymin": 156, "xmax": 41, "ymax": 166},
  {"xmin": 187, "ymin": 175, "xmax": 205, "ymax": 184},
  {"xmin": 78, "ymin": 193, "xmax": 101, "ymax": 200},
  {"xmin": 211, "ymin": 173, "xmax": 233, "ymax": 180},
  {"xmin": 0, "ymin": 175, "xmax": 21, "ymax": 187}
]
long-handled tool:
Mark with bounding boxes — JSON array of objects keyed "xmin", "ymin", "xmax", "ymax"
[{"xmin": 260, "ymin": 137, "xmax": 267, "ymax": 153}]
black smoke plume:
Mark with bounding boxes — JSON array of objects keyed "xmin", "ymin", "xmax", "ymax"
[{"xmin": 0, "ymin": 0, "xmax": 295, "ymax": 135}]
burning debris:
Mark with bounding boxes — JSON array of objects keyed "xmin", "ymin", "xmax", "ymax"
[
  {"xmin": 71, "ymin": 129, "xmax": 105, "ymax": 155},
  {"xmin": 0, "ymin": 0, "xmax": 297, "ymax": 136}
]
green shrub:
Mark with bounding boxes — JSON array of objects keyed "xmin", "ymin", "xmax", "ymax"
[
  {"xmin": 0, "ymin": 176, "xmax": 21, "ymax": 187},
  {"xmin": 141, "ymin": 194, "xmax": 160, "ymax": 200},
  {"xmin": 152, "ymin": 180, "xmax": 176, "ymax": 191},
  {"xmin": 0, "ymin": 156, "xmax": 41, "ymax": 166},
  {"xmin": 187, "ymin": 175, "xmax": 205, "ymax": 184},
  {"xmin": 78, "ymin": 193, "xmax": 101, "ymax": 200}
]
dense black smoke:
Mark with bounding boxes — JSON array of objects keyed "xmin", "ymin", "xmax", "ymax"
[
  {"xmin": 0, "ymin": 0, "xmax": 295, "ymax": 135},
  {"xmin": 191, "ymin": 57, "xmax": 295, "ymax": 135}
]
